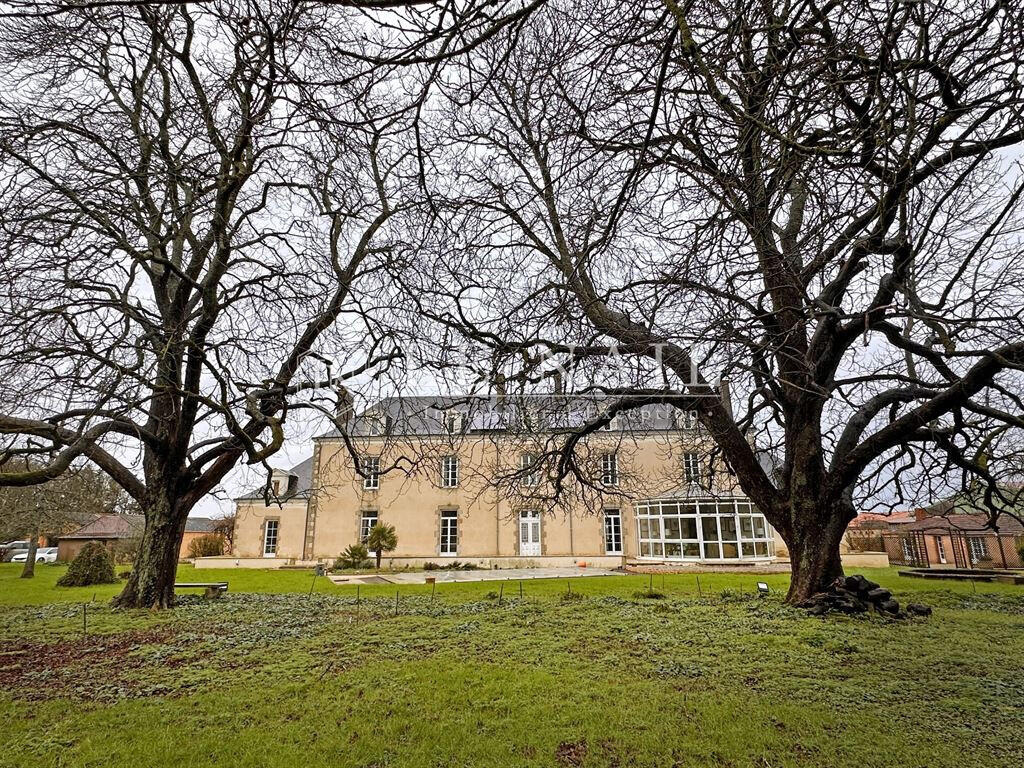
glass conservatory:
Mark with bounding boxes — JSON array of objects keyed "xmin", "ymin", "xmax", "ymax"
[{"xmin": 635, "ymin": 497, "xmax": 775, "ymax": 561}]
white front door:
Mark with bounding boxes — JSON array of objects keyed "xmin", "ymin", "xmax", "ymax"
[{"xmin": 519, "ymin": 510, "xmax": 541, "ymax": 556}]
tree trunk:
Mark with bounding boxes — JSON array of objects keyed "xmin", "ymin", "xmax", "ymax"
[
  {"xmin": 112, "ymin": 496, "xmax": 187, "ymax": 609},
  {"xmin": 783, "ymin": 514, "xmax": 849, "ymax": 604},
  {"xmin": 375, "ymin": 549, "xmax": 382, "ymax": 569},
  {"xmin": 20, "ymin": 534, "xmax": 38, "ymax": 579}
]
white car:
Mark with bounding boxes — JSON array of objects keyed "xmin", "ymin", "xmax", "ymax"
[{"xmin": 11, "ymin": 547, "xmax": 58, "ymax": 564}]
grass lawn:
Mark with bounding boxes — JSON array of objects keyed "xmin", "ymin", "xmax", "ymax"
[{"xmin": 1, "ymin": 563, "xmax": 1022, "ymax": 767}]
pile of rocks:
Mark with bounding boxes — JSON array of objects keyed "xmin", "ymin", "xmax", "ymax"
[{"xmin": 799, "ymin": 575, "xmax": 932, "ymax": 619}]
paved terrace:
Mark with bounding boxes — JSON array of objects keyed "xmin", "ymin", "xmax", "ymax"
[{"xmin": 328, "ymin": 566, "xmax": 619, "ymax": 585}]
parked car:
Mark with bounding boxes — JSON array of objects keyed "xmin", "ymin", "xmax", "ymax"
[
  {"xmin": 1, "ymin": 541, "xmax": 30, "ymax": 562},
  {"xmin": 11, "ymin": 547, "xmax": 57, "ymax": 563}
]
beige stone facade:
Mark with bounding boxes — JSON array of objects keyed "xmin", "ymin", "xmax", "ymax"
[{"xmin": 232, "ymin": 397, "xmax": 782, "ymax": 567}]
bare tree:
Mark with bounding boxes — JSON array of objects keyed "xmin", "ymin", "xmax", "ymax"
[
  {"xmin": 399, "ymin": 0, "xmax": 1024, "ymax": 602},
  {"xmin": 0, "ymin": 0, "xmax": 411, "ymax": 607}
]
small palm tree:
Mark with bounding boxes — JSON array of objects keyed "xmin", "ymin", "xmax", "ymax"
[{"xmin": 366, "ymin": 522, "xmax": 398, "ymax": 569}]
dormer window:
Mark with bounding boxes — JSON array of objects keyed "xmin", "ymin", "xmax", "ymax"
[
  {"xmin": 367, "ymin": 413, "xmax": 391, "ymax": 437},
  {"xmin": 444, "ymin": 409, "xmax": 465, "ymax": 435},
  {"xmin": 676, "ymin": 409, "xmax": 699, "ymax": 430},
  {"xmin": 271, "ymin": 479, "xmax": 281, "ymax": 495}
]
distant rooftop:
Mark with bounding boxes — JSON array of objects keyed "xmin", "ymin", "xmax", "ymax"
[{"xmin": 315, "ymin": 394, "xmax": 692, "ymax": 440}]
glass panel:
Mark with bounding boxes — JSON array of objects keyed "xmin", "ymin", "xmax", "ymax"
[
  {"xmin": 647, "ymin": 518, "xmax": 662, "ymax": 539},
  {"xmin": 721, "ymin": 542, "xmax": 740, "ymax": 558},
  {"xmin": 740, "ymin": 516, "xmax": 754, "ymax": 539},
  {"xmin": 754, "ymin": 541, "xmax": 768, "ymax": 557},
  {"xmin": 703, "ymin": 542, "xmax": 720, "ymax": 559},
  {"xmin": 701, "ymin": 516, "xmax": 719, "ymax": 542},
  {"xmin": 663, "ymin": 517, "xmax": 681, "ymax": 540},
  {"xmin": 664, "ymin": 543, "xmax": 682, "ymax": 558},
  {"xmin": 753, "ymin": 517, "xmax": 767, "ymax": 538},
  {"xmin": 683, "ymin": 542, "xmax": 701, "ymax": 558},
  {"xmin": 680, "ymin": 517, "xmax": 698, "ymax": 539},
  {"xmin": 741, "ymin": 542, "xmax": 755, "ymax": 557},
  {"xmin": 638, "ymin": 519, "xmax": 651, "ymax": 539},
  {"xmin": 719, "ymin": 516, "xmax": 738, "ymax": 541},
  {"xmin": 640, "ymin": 542, "xmax": 652, "ymax": 557},
  {"xmin": 699, "ymin": 503, "xmax": 718, "ymax": 516},
  {"xmin": 649, "ymin": 543, "xmax": 664, "ymax": 558}
]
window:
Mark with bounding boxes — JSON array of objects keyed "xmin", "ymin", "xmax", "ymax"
[
  {"xmin": 444, "ymin": 410, "xmax": 464, "ymax": 435},
  {"xmin": 441, "ymin": 455, "xmax": 459, "ymax": 487},
  {"xmin": 935, "ymin": 536, "xmax": 947, "ymax": 564},
  {"xmin": 598, "ymin": 407, "xmax": 618, "ymax": 430},
  {"xmin": 601, "ymin": 453, "xmax": 618, "ymax": 486},
  {"xmin": 901, "ymin": 538, "xmax": 914, "ymax": 562},
  {"xmin": 359, "ymin": 511, "xmax": 378, "ymax": 544},
  {"xmin": 362, "ymin": 456, "xmax": 380, "ymax": 490},
  {"xmin": 440, "ymin": 510, "xmax": 458, "ymax": 556},
  {"xmin": 520, "ymin": 453, "xmax": 540, "ymax": 486},
  {"xmin": 603, "ymin": 509, "xmax": 623, "ymax": 554},
  {"xmin": 683, "ymin": 452, "xmax": 701, "ymax": 484},
  {"xmin": 968, "ymin": 537, "xmax": 988, "ymax": 563},
  {"xmin": 635, "ymin": 498, "xmax": 773, "ymax": 561},
  {"xmin": 262, "ymin": 519, "xmax": 279, "ymax": 557},
  {"xmin": 677, "ymin": 409, "xmax": 698, "ymax": 430},
  {"xmin": 271, "ymin": 479, "xmax": 282, "ymax": 495}
]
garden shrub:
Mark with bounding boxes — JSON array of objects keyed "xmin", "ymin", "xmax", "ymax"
[
  {"xmin": 423, "ymin": 562, "xmax": 440, "ymax": 570},
  {"xmin": 334, "ymin": 543, "xmax": 372, "ymax": 570},
  {"xmin": 188, "ymin": 534, "xmax": 225, "ymax": 558},
  {"xmin": 56, "ymin": 541, "xmax": 117, "ymax": 587}
]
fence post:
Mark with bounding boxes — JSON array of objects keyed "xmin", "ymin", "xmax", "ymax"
[{"xmin": 997, "ymin": 535, "xmax": 1008, "ymax": 569}]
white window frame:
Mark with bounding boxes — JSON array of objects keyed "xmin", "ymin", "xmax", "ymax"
[
  {"xmin": 520, "ymin": 453, "xmax": 540, "ymax": 486},
  {"xmin": 683, "ymin": 452, "xmax": 701, "ymax": 484},
  {"xmin": 968, "ymin": 536, "xmax": 988, "ymax": 563},
  {"xmin": 677, "ymin": 409, "xmax": 699, "ymax": 430},
  {"xmin": 441, "ymin": 455, "xmax": 460, "ymax": 487},
  {"xmin": 439, "ymin": 509, "xmax": 458, "ymax": 556},
  {"xmin": 262, "ymin": 519, "xmax": 279, "ymax": 557},
  {"xmin": 601, "ymin": 453, "xmax": 618, "ymax": 486},
  {"xmin": 444, "ymin": 409, "xmax": 464, "ymax": 435},
  {"xmin": 359, "ymin": 511, "xmax": 379, "ymax": 545},
  {"xmin": 603, "ymin": 509, "xmax": 623, "ymax": 555},
  {"xmin": 634, "ymin": 498, "xmax": 774, "ymax": 561},
  {"xmin": 362, "ymin": 456, "xmax": 380, "ymax": 490}
]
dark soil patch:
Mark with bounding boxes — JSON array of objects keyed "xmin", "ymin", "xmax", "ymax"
[
  {"xmin": 0, "ymin": 626, "xmax": 178, "ymax": 699},
  {"xmin": 555, "ymin": 738, "xmax": 588, "ymax": 767}
]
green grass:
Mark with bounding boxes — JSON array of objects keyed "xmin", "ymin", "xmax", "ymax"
[{"xmin": 1, "ymin": 563, "xmax": 1022, "ymax": 767}]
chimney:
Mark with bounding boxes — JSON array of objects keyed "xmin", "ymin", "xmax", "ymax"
[
  {"xmin": 914, "ymin": 508, "xmax": 928, "ymax": 521},
  {"xmin": 494, "ymin": 373, "xmax": 507, "ymax": 408},
  {"xmin": 335, "ymin": 385, "xmax": 354, "ymax": 428},
  {"xmin": 718, "ymin": 376, "xmax": 734, "ymax": 419}
]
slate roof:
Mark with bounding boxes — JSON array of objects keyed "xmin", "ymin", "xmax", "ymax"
[
  {"xmin": 184, "ymin": 517, "xmax": 217, "ymax": 533},
  {"xmin": 60, "ymin": 513, "xmax": 144, "ymax": 540},
  {"xmin": 234, "ymin": 456, "xmax": 314, "ymax": 502},
  {"xmin": 315, "ymin": 394, "xmax": 689, "ymax": 440},
  {"xmin": 903, "ymin": 513, "xmax": 1024, "ymax": 534}
]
